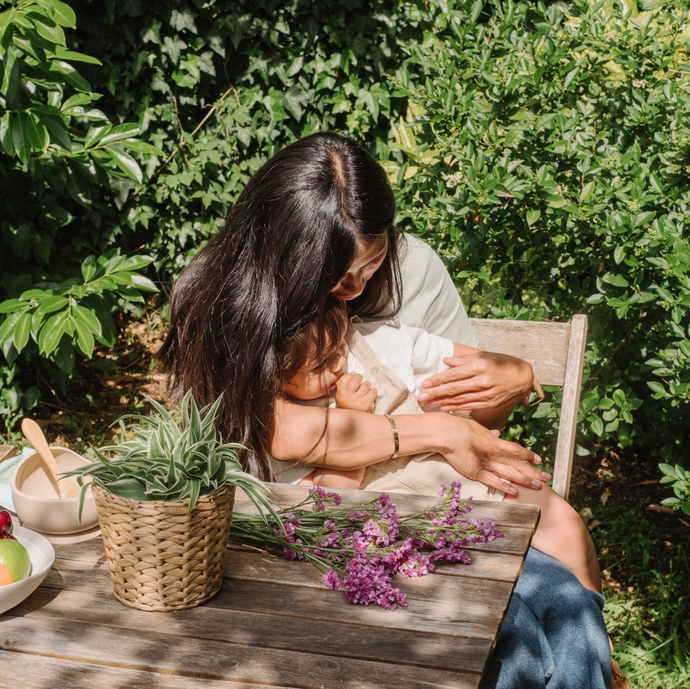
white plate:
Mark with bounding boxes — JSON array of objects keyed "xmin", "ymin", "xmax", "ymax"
[{"xmin": 0, "ymin": 522, "xmax": 56, "ymax": 615}]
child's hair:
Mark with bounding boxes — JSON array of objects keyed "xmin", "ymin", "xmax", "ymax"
[
  {"xmin": 158, "ymin": 132, "xmax": 400, "ymax": 481},
  {"xmin": 277, "ymin": 297, "xmax": 349, "ymax": 388}
]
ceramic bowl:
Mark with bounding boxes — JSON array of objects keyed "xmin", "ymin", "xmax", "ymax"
[
  {"xmin": 11, "ymin": 448, "xmax": 98, "ymax": 535},
  {"xmin": 0, "ymin": 523, "xmax": 55, "ymax": 615}
]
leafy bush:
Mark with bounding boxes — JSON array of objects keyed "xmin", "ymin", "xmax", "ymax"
[
  {"xmin": 388, "ymin": 0, "xmax": 690, "ymax": 465},
  {"xmin": 0, "ymin": 0, "xmax": 159, "ymax": 414},
  {"xmin": 66, "ymin": 0, "xmax": 432, "ymax": 272},
  {"xmin": 659, "ymin": 462, "xmax": 690, "ymax": 514}
]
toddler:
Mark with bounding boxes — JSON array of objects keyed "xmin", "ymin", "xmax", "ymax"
[{"xmin": 279, "ymin": 302, "xmax": 374, "ymax": 489}]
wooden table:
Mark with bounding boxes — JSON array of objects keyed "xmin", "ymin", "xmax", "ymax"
[{"xmin": 0, "ymin": 485, "xmax": 539, "ymax": 689}]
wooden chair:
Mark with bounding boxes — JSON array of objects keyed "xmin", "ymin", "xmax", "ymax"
[{"xmin": 469, "ymin": 315, "xmax": 588, "ymax": 502}]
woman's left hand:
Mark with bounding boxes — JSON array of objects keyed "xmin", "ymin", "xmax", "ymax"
[{"xmin": 418, "ymin": 349, "xmax": 543, "ymax": 412}]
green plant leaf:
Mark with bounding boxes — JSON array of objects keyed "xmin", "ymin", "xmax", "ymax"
[
  {"xmin": 38, "ymin": 310, "xmax": 68, "ymax": 354},
  {"xmin": 526, "ymin": 209, "xmax": 541, "ymax": 226},
  {"xmin": 28, "ymin": 12, "xmax": 66, "ymax": 45},
  {"xmin": 83, "ymin": 123, "xmax": 112, "ymax": 149},
  {"xmin": 106, "ymin": 146, "xmax": 143, "ymax": 183}
]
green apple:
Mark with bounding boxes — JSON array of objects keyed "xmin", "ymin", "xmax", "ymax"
[{"xmin": 0, "ymin": 538, "xmax": 31, "ymax": 583}]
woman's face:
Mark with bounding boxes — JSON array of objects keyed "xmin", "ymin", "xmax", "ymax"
[{"xmin": 331, "ymin": 235, "xmax": 388, "ymax": 302}]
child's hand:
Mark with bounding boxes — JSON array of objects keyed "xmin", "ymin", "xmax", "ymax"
[{"xmin": 335, "ymin": 373, "xmax": 377, "ymax": 413}]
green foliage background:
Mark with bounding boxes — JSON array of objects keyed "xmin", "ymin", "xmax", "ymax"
[{"xmin": 3, "ymin": 0, "xmax": 690, "ymax": 465}]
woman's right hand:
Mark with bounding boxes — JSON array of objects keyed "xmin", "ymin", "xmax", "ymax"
[{"xmin": 428, "ymin": 413, "xmax": 550, "ymax": 496}]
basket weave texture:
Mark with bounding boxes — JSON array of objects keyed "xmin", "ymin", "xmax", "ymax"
[{"xmin": 93, "ymin": 483, "xmax": 235, "ymax": 612}]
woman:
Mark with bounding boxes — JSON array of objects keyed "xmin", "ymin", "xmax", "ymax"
[{"xmin": 159, "ymin": 132, "xmax": 612, "ymax": 688}]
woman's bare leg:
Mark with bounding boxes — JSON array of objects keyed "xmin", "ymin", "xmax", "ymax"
[{"xmin": 504, "ymin": 484, "xmax": 601, "ymax": 592}]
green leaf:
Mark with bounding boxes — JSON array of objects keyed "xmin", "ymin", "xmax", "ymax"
[
  {"xmin": 53, "ymin": 46, "xmax": 101, "ymax": 64},
  {"xmin": 526, "ymin": 209, "xmax": 541, "ymax": 226},
  {"xmin": 23, "ymin": 113, "xmax": 47, "ymax": 151},
  {"xmin": 38, "ymin": 311, "xmax": 68, "ymax": 354},
  {"xmin": 73, "ymin": 304, "xmax": 102, "ymax": 336},
  {"xmin": 83, "ymin": 123, "xmax": 112, "ymax": 149},
  {"xmin": 130, "ymin": 274, "xmax": 158, "ymax": 292},
  {"xmin": 81, "ymin": 255, "xmax": 97, "ymax": 282},
  {"xmin": 43, "ymin": 0, "xmax": 77, "ymax": 27},
  {"xmin": 71, "ymin": 313, "xmax": 95, "ymax": 357},
  {"xmin": 61, "ymin": 93, "xmax": 94, "ymax": 111},
  {"xmin": 579, "ymin": 181, "xmax": 595, "ymax": 204},
  {"xmin": 12, "ymin": 311, "xmax": 33, "ymax": 353},
  {"xmin": 98, "ymin": 122, "xmax": 141, "ymax": 146},
  {"xmin": 0, "ymin": 310, "xmax": 24, "ymax": 344},
  {"xmin": 119, "ymin": 139, "xmax": 165, "ymax": 156},
  {"xmin": 11, "ymin": 112, "xmax": 30, "ymax": 163},
  {"xmin": 612, "ymin": 389, "xmax": 626, "ymax": 407},
  {"xmin": 564, "ymin": 67, "xmax": 579, "ymax": 89},
  {"xmin": 35, "ymin": 295, "xmax": 68, "ymax": 316},
  {"xmin": 106, "ymin": 146, "xmax": 143, "ymax": 183},
  {"xmin": 28, "ymin": 12, "xmax": 66, "ymax": 45},
  {"xmin": 35, "ymin": 110, "xmax": 71, "ymax": 150},
  {"xmin": 51, "ymin": 60, "xmax": 91, "ymax": 91},
  {"xmin": 3, "ymin": 47, "xmax": 19, "ymax": 104},
  {"xmin": 0, "ymin": 298, "xmax": 30, "ymax": 314},
  {"xmin": 588, "ymin": 414, "xmax": 604, "ymax": 436},
  {"xmin": 603, "ymin": 273, "xmax": 629, "ymax": 287},
  {"xmin": 546, "ymin": 195, "xmax": 568, "ymax": 208},
  {"xmin": 634, "ymin": 211, "xmax": 656, "ymax": 227},
  {"xmin": 470, "ymin": 0, "xmax": 483, "ymax": 23},
  {"xmin": 0, "ymin": 113, "xmax": 12, "ymax": 155},
  {"xmin": 656, "ymin": 287, "xmax": 675, "ymax": 303}
]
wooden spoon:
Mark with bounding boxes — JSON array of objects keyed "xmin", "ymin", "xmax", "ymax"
[{"xmin": 20, "ymin": 419, "xmax": 81, "ymax": 499}]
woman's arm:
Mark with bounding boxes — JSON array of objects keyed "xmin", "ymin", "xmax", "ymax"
[
  {"xmin": 272, "ymin": 397, "xmax": 549, "ymax": 495},
  {"xmin": 418, "ymin": 342, "xmax": 544, "ymax": 416}
]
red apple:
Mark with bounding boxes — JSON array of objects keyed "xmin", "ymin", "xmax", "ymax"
[
  {"xmin": 0, "ymin": 510, "xmax": 12, "ymax": 536},
  {"xmin": 0, "ymin": 533, "xmax": 16, "ymax": 540}
]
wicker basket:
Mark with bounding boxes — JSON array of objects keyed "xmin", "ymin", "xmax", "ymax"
[{"xmin": 93, "ymin": 483, "xmax": 235, "ymax": 612}]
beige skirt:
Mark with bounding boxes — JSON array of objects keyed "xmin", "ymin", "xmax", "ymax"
[{"xmin": 360, "ymin": 452, "xmax": 505, "ymax": 502}]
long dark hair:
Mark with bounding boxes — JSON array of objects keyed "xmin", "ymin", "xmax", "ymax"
[{"xmin": 158, "ymin": 132, "xmax": 400, "ymax": 480}]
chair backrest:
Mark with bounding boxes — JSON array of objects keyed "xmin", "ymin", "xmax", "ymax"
[{"xmin": 469, "ymin": 315, "xmax": 588, "ymax": 501}]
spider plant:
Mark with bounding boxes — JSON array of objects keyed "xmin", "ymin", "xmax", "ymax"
[{"xmin": 67, "ymin": 391, "xmax": 279, "ymax": 522}]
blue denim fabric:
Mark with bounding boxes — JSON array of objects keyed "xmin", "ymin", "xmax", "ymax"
[{"xmin": 482, "ymin": 548, "xmax": 612, "ymax": 689}]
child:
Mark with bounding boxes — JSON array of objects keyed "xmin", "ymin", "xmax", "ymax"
[
  {"xmin": 278, "ymin": 300, "xmax": 373, "ymax": 489},
  {"xmin": 276, "ymin": 299, "xmax": 602, "ymax": 592}
]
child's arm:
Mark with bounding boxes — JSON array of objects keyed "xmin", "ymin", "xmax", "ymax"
[{"xmin": 334, "ymin": 373, "xmax": 377, "ymax": 412}]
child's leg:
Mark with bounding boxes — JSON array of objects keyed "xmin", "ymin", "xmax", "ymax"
[
  {"xmin": 310, "ymin": 467, "xmax": 365, "ymax": 490},
  {"xmin": 504, "ymin": 484, "xmax": 601, "ymax": 592},
  {"xmin": 297, "ymin": 471, "xmax": 315, "ymax": 486}
]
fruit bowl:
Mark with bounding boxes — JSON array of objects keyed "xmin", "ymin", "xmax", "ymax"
[{"xmin": 0, "ymin": 524, "xmax": 55, "ymax": 615}]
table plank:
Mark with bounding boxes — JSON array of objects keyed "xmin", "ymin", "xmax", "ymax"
[
  {"xmin": 51, "ymin": 538, "xmax": 526, "ymax": 584},
  {"xmin": 224, "ymin": 547, "xmax": 522, "ymax": 592},
  {"xmin": 0, "ymin": 616, "xmax": 481, "ymax": 689},
  {"xmin": 36, "ymin": 557, "xmax": 506, "ymax": 640},
  {"xmin": 8, "ymin": 587, "xmax": 491, "ymax": 673},
  {"xmin": 0, "ymin": 650, "xmax": 300, "ymax": 689}
]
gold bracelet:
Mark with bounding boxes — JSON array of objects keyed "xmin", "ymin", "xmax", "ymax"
[{"xmin": 385, "ymin": 415, "xmax": 399, "ymax": 459}]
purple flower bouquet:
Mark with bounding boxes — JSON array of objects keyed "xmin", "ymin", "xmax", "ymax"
[{"xmin": 229, "ymin": 482, "xmax": 503, "ymax": 610}]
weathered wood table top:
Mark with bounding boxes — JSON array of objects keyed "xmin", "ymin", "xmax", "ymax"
[{"xmin": 0, "ymin": 484, "xmax": 539, "ymax": 689}]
